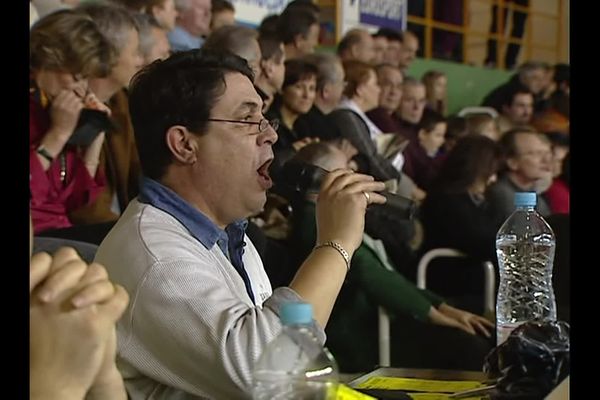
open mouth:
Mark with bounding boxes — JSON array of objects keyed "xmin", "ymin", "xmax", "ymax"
[{"xmin": 257, "ymin": 158, "xmax": 273, "ymax": 189}]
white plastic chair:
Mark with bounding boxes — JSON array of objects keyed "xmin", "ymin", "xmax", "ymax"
[
  {"xmin": 376, "ymin": 248, "xmax": 495, "ymax": 367},
  {"xmin": 457, "ymin": 106, "xmax": 499, "ymax": 119},
  {"xmin": 416, "ymin": 248, "xmax": 496, "ymax": 317}
]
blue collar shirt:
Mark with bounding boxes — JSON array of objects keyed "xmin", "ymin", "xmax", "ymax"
[{"xmin": 138, "ymin": 177, "xmax": 255, "ymax": 303}]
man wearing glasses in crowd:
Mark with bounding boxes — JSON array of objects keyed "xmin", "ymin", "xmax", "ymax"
[{"xmin": 95, "ymin": 50, "xmax": 386, "ymax": 399}]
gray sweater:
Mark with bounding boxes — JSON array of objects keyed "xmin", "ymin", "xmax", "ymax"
[{"xmin": 96, "ymin": 200, "xmax": 321, "ymax": 399}]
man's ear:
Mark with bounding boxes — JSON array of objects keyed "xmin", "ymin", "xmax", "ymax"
[
  {"xmin": 293, "ymin": 33, "xmax": 305, "ymax": 50},
  {"xmin": 260, "ymin": 58, "xmax": 272, "ymax": 79},
  {"xmin": 165, "ymin": 125, "xmax": 198, "ymax": 165},
  {"xmin": 320, "ymin": 82, "xmax": 330, "ymax": 101},
  {"xmin": 506, "ymin": 156, "xmax": 519, "ymax": 171}
]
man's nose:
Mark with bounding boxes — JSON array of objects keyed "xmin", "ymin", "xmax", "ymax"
[{"xmin": 259, "ymin": 124, "xmax": 278, "ymax": 145}]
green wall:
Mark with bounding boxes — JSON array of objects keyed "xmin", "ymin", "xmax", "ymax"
[{"xmin": 406, "ymin": 59, "xmax": 514, "ymax": 116}]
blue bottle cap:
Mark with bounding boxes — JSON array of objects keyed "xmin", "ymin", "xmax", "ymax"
[
  {"xmin": 514, "ymin": 192, "xmax": 537, "ymax": 207},
  {"xmin": 280, "ymin": 302, "xmax": 313, "ymax": 325}
]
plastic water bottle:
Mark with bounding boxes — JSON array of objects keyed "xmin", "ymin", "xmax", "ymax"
[
  {"xmin": 495, "ymin": 192, "xmax": 557, "ymax": 345},
  {"xmin": 252, "ymin": 302, "xmax": 339, "ymax": 399}
]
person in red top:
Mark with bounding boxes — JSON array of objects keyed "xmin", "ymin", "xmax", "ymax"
[
  {"xmin": 29, "ymin": 10, "xmax": 116, "ymax": 239},
  {"xmin": 545, "ymin": 151, "xmax": 569, "ymax": 214}
]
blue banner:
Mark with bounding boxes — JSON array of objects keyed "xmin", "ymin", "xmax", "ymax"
[{"xmin": 359, "ymin": 0, "xmax": 406, "ymax": 30}]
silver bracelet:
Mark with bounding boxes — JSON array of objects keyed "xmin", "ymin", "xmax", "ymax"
[{"xmin": 314, "ymin": 241, "xmax": 350, "ymax": 271}]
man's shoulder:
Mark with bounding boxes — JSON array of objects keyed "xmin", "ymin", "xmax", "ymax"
[{"xmin": 97, "ymin": 200, "xmax": 205, "ymax": 266}]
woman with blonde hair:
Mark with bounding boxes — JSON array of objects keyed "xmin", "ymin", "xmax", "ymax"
[
  {"xmin": 30, "ymin": 10, "xmax": 116, "ymax": 239},
  {"xmin": 422, "ymin": 70, "xmax": 448, "ymax": 116}
]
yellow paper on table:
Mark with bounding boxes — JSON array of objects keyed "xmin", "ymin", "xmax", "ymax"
[
  {"xmin": 408, "ymin": 393, "xmax": 485, "ymax": 400},
  {"xmin": 334, "ymin": 383, "xmax": 377, "ymax": 400},
  {"xmin": 355, "ymin": 377, "xmax": 484, "ymax": 393}
]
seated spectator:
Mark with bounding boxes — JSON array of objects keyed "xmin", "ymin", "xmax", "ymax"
[
  {"xmin": 395, "ymin": 77, "xmax": 428, "ymax": 142},
  {"xmin": 257, "ymin": 13, "xmax": 278, "ymax": 37},
  {"xmin": 547, "ymin": 63, "xmax": 569, "ymax": 118},
  {"xmin": 30, "ymin": 10, "xmax": 114, "ymax": 240},
  {"xmin": 328, "ymin": 61, "xmax": 422, "ymax": 265},
  {"xmin": 276, "ymin": 7, "xmax": 320, "ymax": 60},
  {"xmin": 371, "ymin": 31, "xmax": 388, "ymax": 65},
  {"xmin": 133, "ymin": 13, "xmax": 171, "ymax": 65},
  {"xmin": 294, "ymin": 53, "xmax": 347, "ymax": 142},
  {"xmin": 255, "ymin": 34, "xmax": 286, "ymax": 112},
  {"xmin": 402, "ymin": 110, "xmax": 447, "ymax": 192},
  {"xmin": 398, "ymin": 30, "xmax": 419, "ymax": 73},
  {"xmin": 329, "ymin": 60, "xmax": 402, "ymax": 183},
  {"xmin": 210, "ymin": 0, "xmax": 234, "ymax": 31},
  {"xmin": 337, "ymin": 28, "xmax": 376, "ymax": 64},
  {"xmin": 366, "ymin": 63, "xmax": 405, "ymax": 135},
  {"xmin": 117, "ymin": 0, "xmax": 179, "ymax": 31},
  {"xmin": 168, "ymin": 0, "xmax": 211, "ymax": 52},
  {"xmin": 203, "ymin": 25, "xmax": 262, "ymax": 80},
  {"xmin": 544, "ymin": 135, "xmax": 569, "ymax": 214},
  {"xmin": 377, "ymin": 27, "xmax": 403, "ymax": 68},
  {"xmin": 283, "ymin": 0, "xmax": 320, "ymax": 17},
  {"xmin": 422, "ymin": 70, "xmax": 447, "ymax": 116},
  {"xmin": 68, "ymin": 3, "xmax": 144, "ymax": 233},
  {"xmin": 482, "ymin": 61, "xmax": 547, "ymax": 114},
  {"xmin": 266, "ymin": 58, "xmax": 320, "ymax": 182},
  {"xmin": 289, "ymin": 142, "xmax": 494, "ymax": 373},
  {"xmin": 95, "ymin": 50, "xmax": 386, "ymax": 398},
  {"xmin": 443, "ymin": 115, "xmax": 468, "ymax": 152},
  {"xmin": 465, "ymin": 113, "xmax": 501, "ymax": 141},
  {"xmin": 420, "ymin": 135, "xmax": 505, "ymax": 307},
  {"xmin": 488, "ymin": 128, "xmax": 552, "ymax": 222},
  {"xmin": 497, "ymin": 85, "xmax": 534, "ymax": 134}
]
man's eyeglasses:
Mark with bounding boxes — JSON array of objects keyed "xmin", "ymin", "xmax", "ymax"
[{"xmin": 207, "ymin": 118, "xmax": 279, "ymax": 133}]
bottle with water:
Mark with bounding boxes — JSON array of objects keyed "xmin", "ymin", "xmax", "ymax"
[
  {"xmin": 495, "ymin": 192, "xmax": 557, "ymax": 345},
  {"xmin": 252, "ymin": 302, "xmax": 339, "ymax": 400}
]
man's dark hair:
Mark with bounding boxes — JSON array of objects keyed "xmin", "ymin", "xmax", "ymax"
[
  {"xmin": 432, "ymin": 134, "xmax": 502, "ymax": 194},
  {"xmin": 283, "ymin": 0, "xmax": 320, "ymax": 17},
  {"xmin": 503, "ymin": 85, "xmax": 534, "ymax": 107},
  {"xmin": 283, "ymin": 58, "xmax": 318, "ymax": 88},
  {"xmin": 258, "ymin": 14, "xmax": 279, "ymax": 37},
  {"xmin": 418, "ymin": 109, "xmax": 446, "ymax": 132},
  {"xmin": 445, "ymin": 115, "xmax": 468, "ymax": 141},
  {"xmin": 258, "ymin": 34, "xmax": 284, "ymax": 63},
  {"xmin": 499, "ymin": 127, "xmax": 538, "ymax": 159},
  {"xmin": 276, "ymin": 8, "xmax": 318, "ymax": 45},
  {"xmin": 374, "ymin": 27, "xmax": 403, "ymax": 43},
  {"xmin": 337, "ymin": 29, "xmax": 365, "ymax": 56},
  {"xmin": 211, "ymin": 0, "xmax": 234, "ymax": 13},
  {"xmin": 203, "ymin": 25, "xmax": 258, "ymax": 59},
  {"xmin": 128, "ymin": 50, "xmax": 253, "ymax": 179}
]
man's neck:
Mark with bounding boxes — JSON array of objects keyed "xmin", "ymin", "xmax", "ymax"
[
  {"xmin": 283, "ymin": 44, "xmax": 301, "ymax": 61},
  {"xmin": 160, "ymin": 169, "xmax": 229, "ymax": 230},
  {"xmin": 314, "ymin": 98, "xmax": 334, "ymax": 115},
  {"xmin": 280, "ymin": 105, "xmax": 299, "ymax": 130},
  {"xmin": 178, "ymin": 22, "xmax": 203, "ymax": 38},
  {"xmin": 351, "ymin": 96, "xmax": 369, "ymax": 112}
]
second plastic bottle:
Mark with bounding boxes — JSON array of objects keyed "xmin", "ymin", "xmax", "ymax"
[
  {"xmin": 252, "ymin": 302, "xmax": 339, "ymax": 399},
  {"xmin": 495, "ymin": 192, "xmax": 557, "ymax": 345}
]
